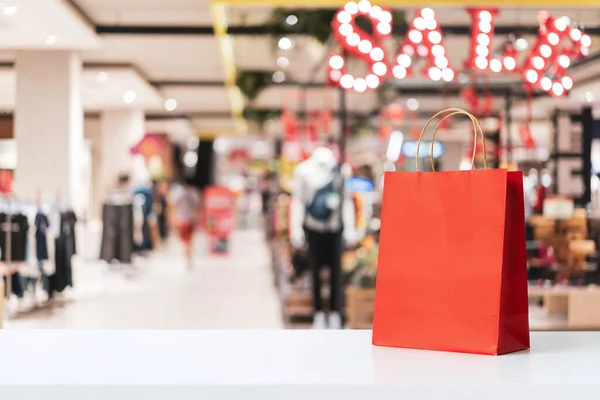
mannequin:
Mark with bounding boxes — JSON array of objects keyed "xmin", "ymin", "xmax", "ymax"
[{"xmin": 290, "ymin": 147, "xmax": 356, "ymax": 329}]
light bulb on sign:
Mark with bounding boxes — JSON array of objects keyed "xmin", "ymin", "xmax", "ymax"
[
  {"xmin": 540, "ymin": 44, "xmax": 552, "ymax": 58},
  {"xmin": 489, "ymin": 59, "xmax": 502, "ymax": 72},
  {"xmin": 329, "ymin": 55, "xmax": 344, "ymax": 69},
  {"xmin": 372, "ymin": 62, "xmax": 387, "ymax": 76},
  {"xmin": 417, "ymin": 45, "xmax": 429, "ymax": 57},
  {"xmin": 340, "ymin": 74, "xmax": 354, "ymax": 89},
  {"xmin": 344, "ymin": 1, "xmax": 358, "ymax": 14},
  {"xmin": 380, "ymin": 10, "xmax": 392, "ymax": 23},
  {"xmin": 475, "ymin": 57, "xmax": 488, "ymax": 70},
  {"xmin": 514, "ymin": 38, "xmax": 528, "ymax": 51},
  {"xmin": 428, "ymin": 31, "xmax": 441, "ymax": 44},
  {"xmin": 570, "ymin": 29, "xmax": 582, "ymax": 42},
  {"xmin": 441, "ymin": 68, "xmax": 454, "ymax": 82},
  {"xmin": 554, "ymin": 18, "xmax": 567, "ymax": 32},
  {"xmin": 558, "ymin": 54, "xmax": 570, "ymax": 68},
  {"xmin": 435, "ymin": 57, "xmax": 448, "ymax": 69},
  {"xmin": 428, "ymin": 67, "xmax": 442, "ymax": 81},
  {"xmin": 164, "ymin": 98, "xmax": 178, "ymax": 112},
  {"xmin": 426, "ymin": 18, "xmax": 437, "ymax": 30},
  {"xmin": 370, "ymin": 47, "xmax": 384, "ymax": 61},
  {"xmin": 377, "ymin": 23, "xmax": 391, "ymax": 35},
  {"xmin": 581, "ymin": 35, "xmax": 592, "ymax": 48},
  {"xmin": 339, "ymin": 23, "xmax": 353, "ymax": 36},
  {"xmin": 358, "ymin": 39, "xmax": 372, "ymax": 53},
  {"xmin": 476, "ymin": 44, "xmax": 489, "ymax": 57},
  {"xmin": 357, "ymin": 0, "xmax": 371, "ymax": 13},
  {"xmin": 408, "ymin": 30, "xmax": 423, "ymax": 44},
  {"xmin": 337, "ymin": 11, "xmax": 351, "ymax": 24},
  {"xmin": 503, "ymin": 56, "xmax": 516, "ymax": 70},
  {"xmin": 478, "ymin": 21, "xmax": 492, "ymax": 33},
  {"xmin": 272, "ymin": 71, "xmax": 286, "ymax": 83},
  {"xmin": 330, "ymin": 69, "xmax": 342, "ymax": 81},
  {"xmin": 552, "ymin": 82, "xmax": 564, "ymax": 96},
  {"xmin": 477, "ymin": 33, "xmax": 490, "ymax": 46},
  {"xmin": 479, "ymin": 10, "xmax": 492, "ymax": 22},
  {"xmin": 347, "ymin": 33, "xmax": 360, "ymax": 46},
  {"xmin": 366, "ymin": 74, "xmax": 379, "ymax": 88},
  {"xmin": 561, "ymin": 76, "xmax": 573, "ymax": 90},
  {"xmin": 431, "ymin": 44, "xmax": 444, "ymax": 57},
  {"xmin": 353, "ymin": 78, "xmax": 367, "ymax": 92},
  {"xmin": 414, "ymin": 17, "xmax": 426, "ymax": 31},
  {"xmin": 532, "ymin": 56, "xmax": 545, "ymax": 70},
  {"xmin": 421, "ymin": 8, "xmax": 435, "ymax": 20},
  {"xmin": 392, "ymin": 66, "xmax": 407, "ymax": 79},
  {"xmin": 369, "ymin": 5, "xmax": 382, "ymax": 18},
  {"xmin": 397, "ymin": 54, "xmax": 411, "ymax": 68},
  {"xmin": 547, "ymin": 32, "xmax": 560, "ymax": 45},
  {"xmin": 540, "ymin": 77, "xmax": 552, "ymax": 91},
  {"xmin": 526, "ymin": 69, "xmax": 538, "ymax": 83}
]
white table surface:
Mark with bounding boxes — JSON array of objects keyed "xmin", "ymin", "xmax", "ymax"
[{"xmin": 0, "ymin": 330, "xmax": 598, "ymax": 399}]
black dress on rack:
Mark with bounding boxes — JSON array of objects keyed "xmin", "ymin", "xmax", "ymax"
[
  {"xmin": 49, "ymin": 211, "xmax": 77, "ymax": 296},
  {"xmin": 0, "ymin": 212, "xmax": 28, "ymax": 298},
  {"xmin": 100, "ymin": 203, "xmax": 134, "ymax": 264}
]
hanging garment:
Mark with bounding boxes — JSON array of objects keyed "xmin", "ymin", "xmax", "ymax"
[
  {"xmin": 99, "ymin": 203, "xmax": 134, "ymax": 263},
  {"xmin": 0, "ymin": 213, "xmax": 29, "ymax": 262},
  {"xmin": 34, "ymin": 212, "xmax": 50, "ymax": 261},
  {"xmin": 3, "ymin": 271, "xmax": 24, "ymax": 298},
  {"xmin": 49, "ymin": 211, "xmax": 76, "ymax": 296}
]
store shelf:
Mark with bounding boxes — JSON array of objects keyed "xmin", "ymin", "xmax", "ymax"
[{"xmin": 0, "ymin": 330, "xmax": 598, "ymax": 399}]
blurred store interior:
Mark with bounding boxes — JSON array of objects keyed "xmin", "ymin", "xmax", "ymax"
[{"xmin": 0, "ymin": 0, "xmax": 599, "ymax": 330}]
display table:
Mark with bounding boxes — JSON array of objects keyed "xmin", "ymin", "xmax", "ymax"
[{"xmin": 0, "ymin": 330, "xmax": 598, "ymax": 399}]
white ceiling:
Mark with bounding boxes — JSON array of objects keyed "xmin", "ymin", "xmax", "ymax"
[{"xmin": 0, "ymin": 1, "xmax": 598, "ymax": 140}]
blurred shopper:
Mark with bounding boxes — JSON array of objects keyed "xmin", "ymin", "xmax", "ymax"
[{"xmin": 172, "ymin": 183, "xmax": 201, "ymax": 268}]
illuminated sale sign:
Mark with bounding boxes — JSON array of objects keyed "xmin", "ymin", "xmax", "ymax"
[{"xmin": 328, "ymin": 1, "xmax": 592, "ymax": 97}]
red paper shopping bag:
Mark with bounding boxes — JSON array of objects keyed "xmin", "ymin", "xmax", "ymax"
[{"xmin": 372, "ymin": 108, "xmax": 530, "ymax": 355}]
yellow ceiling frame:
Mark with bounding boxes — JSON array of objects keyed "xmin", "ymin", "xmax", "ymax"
[{"xmin": 211, "ymin": 0, "xmax": 596, "ymax": 136}]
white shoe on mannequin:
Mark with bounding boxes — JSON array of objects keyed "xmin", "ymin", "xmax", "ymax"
[
  {"xmin": 313, "ymin": 311, "xmax": 327, "ymax": 329},
  {"xmin": 328, "ymin": 312, "xmax": 342, "ymax": 329}
]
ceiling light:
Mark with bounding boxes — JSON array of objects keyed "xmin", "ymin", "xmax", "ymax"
[
  {"xmin": 272, "ymin": 71, "xmax": 285, "ymax": 83},
  {"xmin": 514, "ymin": 38, "xmax": 528, "ymax": 51},
  {"xmin": 407, "ymin": 98, "xmax": 419, "ymax": 111},
  {"xmin": 277, "ymin": 56, "xmax": 289, "ymax": 68},
  {"xmin": 2, "ymin": 5, "xmax": 17, "ymax": 15},
  {"xmin": 278, "ymin": 37, "xmax": 293, "ymax": 50},
  {"xmin": 45, "ymin": 35, "xmax": 57, "ymax": 45},
  {"xmin": 96, "ymin": 71, "xmax": 108, "ymax": 83},
  {"xmin": 286, "ymin": 15, "xmax": 298, "ymax": 26},
  {"xmin": 164, "ymin": 98, "xmax": 178, "ymax": 112},
  {"xmin": 123, "ymin": 90, "xmax": 136, "ymax": 104},
  {"xmin": 183, "ymin": 151, "xmax": 198, "ymax": 168},
  {"xmin": 585, "ymin": 92, "xmax": 594, "ymax": 102},
  {"xmin": 187, "ymin": 136, "xmax": 199, "ymax": 149}
]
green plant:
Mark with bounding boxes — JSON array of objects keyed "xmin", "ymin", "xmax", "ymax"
[
  {"xmin": 243, "ymin": 108, "xmax": 280, "ymax": 130},
  {"xmin": 236, "ymin": 70, "xmax": 273, "ymax": 101}
]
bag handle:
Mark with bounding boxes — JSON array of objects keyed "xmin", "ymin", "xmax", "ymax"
[{"xmin": 415, "ymin": 108, "xmax": 488, "ymax": 172}]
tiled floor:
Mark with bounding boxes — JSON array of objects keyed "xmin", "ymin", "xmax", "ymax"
[{"xmin": 4, "ymin": 229, "xmax": 284, "ymax": 329}]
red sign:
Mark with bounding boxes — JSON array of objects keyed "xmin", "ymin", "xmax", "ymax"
[{"xmin": 328, "ymin": 2, "xmax": 591, "ymax": 97}]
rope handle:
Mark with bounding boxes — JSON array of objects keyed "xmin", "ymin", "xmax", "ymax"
[{"xmin": 415, "ymin": 108, "xmax": 488, "ymax": 172}]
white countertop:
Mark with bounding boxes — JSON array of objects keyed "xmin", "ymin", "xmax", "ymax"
[{"xmin": 0, "ymin": 330, "xmax": 598, "ymax": 399}]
